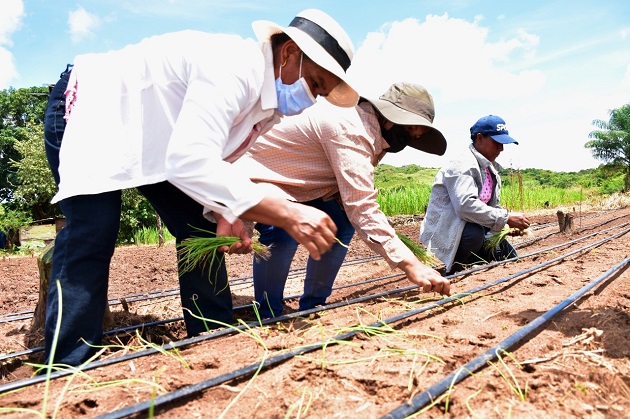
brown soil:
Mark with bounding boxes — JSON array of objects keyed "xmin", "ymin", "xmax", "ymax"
[{"xmin": 1, "ymin": 205, "xmax": 630, "ymax": 418}]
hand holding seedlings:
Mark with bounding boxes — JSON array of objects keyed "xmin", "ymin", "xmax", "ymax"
[
  {"xmin": 507, "ymin": 212, "xmax": 531, "ymax": 230},
  {"xmin": 398, "ymin": 257, "xmax": 451, "ymax": 296},
  {"xmin": 508, "ymin": 227, "xmax": 532, "ymax": 237},
  {"xmin": 214, "ymin": 215, "xmax": 252, "ymax": 254},
  {"xmin": 178, "ymin": 227, "xmax": 271, "ymax": 277},
  {"xmin": 486, "ymin": 225, "xmax": 533, "ymax": 253},
  {"xmin": 239, "ymin": 197, "xmax": 338, "ymax": 261},
  {"xmin": 396, "ymin": 232, "xmax": 451, "ymax": 296}
]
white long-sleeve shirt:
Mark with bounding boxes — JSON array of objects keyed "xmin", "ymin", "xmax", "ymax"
[{"xmin": 53, "ymin": 30, "xmax": 280, "ymax": 223}]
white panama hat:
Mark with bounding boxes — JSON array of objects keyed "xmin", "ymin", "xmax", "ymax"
[{"xmin": 252, "ymin": 9, "xmax": 359, "ymax": 107}]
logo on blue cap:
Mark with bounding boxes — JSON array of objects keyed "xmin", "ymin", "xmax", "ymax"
[{"xmin": 470, "ymin": 115, "xmax": 518, "ymax": 145}]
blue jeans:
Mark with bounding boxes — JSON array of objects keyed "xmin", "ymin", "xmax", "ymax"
[
  {"xmin": 253, "ymin": 198, "xmax": 355, "ymax": 318},
  {"xmin": 450, "ymin": 222, "xmax": 517, "ymax": 273},
  {"xmin": 43, "ymin": 66, "xmax": 233, "ymax": 366}
]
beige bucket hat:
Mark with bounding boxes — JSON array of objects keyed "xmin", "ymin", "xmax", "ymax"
[
  {"xmin": 364, "ymin": 82, "xmax": 447, "ymax": 155},
  {"xmin": 252, "ymin": 9, "xmax": 359, "ymax": 107}
]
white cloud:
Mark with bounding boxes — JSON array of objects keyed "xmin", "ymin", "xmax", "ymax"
[
  {"xmin": 0, "ymin": 0, "xmax": 25, "ymax": 88},
  {"xmin": 68, "ymin": 6, "xmax": 101, "ymax": 43},
  {"xmin": 0, "ymin": 48, "xmax": 17, "ymax": 89},
  {"xmin": 348, "ymin": 14, "xmax": 545, "ymax": 103},
  {"xmin": 347, "ymin": 12, "xmax": 610, "ymax": 172}
]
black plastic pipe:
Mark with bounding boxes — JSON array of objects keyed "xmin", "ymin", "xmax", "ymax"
[{"xmin": 382, "ymin": 255, "xmax": 630, "ymax": 419}]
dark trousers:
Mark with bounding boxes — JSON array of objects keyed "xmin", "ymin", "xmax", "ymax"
[
  {"xmin": 450, "ymin": 222, "xmax": 517, "ymax": 274},
  {"xmin": 43, "ymin": 65, "xmax": 232, "ymax": 366},
  {"xmin": 253, "ymin": 198, "xmax": 355, "ymax": 318}
]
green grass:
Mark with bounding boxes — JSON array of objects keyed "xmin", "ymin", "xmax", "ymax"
[
  {"xmin": 375, "ymin": 164, "xmax": 439, "ymax": 189},
  {"xmin": 373, "ymin": 164, "xmax": 602, "ymax": 216},
  {"xmin": 133, "ymin": 226, "xmax": 175, "ymax": 245},
  {"xmin": 501, "ymin": 183, "xmax": 591, "ymax": 212},
  {"xmin": 376, "ymin": 184, "xmax": 432, "ymax": 215}
]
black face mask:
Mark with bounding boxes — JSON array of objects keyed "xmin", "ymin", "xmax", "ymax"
[{"xmin": 381, "ymin": 125, "xmax": 413, "ymax": 153}]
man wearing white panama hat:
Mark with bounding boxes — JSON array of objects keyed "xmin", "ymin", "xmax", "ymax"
[
  {"xmin": 235, "ymin": 82, "xmax": 452, "ymax": 319},
  {"xmin": 42, "ymin": 9, "xmax": 357, "ymax": 367}
]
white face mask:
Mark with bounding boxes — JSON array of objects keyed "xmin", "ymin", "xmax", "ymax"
[{"xmin": 275, "ymin": 53, "xmax": 316, "ymax": 116}]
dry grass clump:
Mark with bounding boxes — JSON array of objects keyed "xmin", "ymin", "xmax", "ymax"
[{"xmin": 598, "ymin": 192, "xmax": 630, "ymax": 210}]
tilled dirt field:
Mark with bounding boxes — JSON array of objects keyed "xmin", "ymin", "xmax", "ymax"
[{"xmin": 1, "ymin": 205, "xmax": 629, "ymax": 418}]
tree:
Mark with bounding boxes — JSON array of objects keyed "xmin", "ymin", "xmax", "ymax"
[
  {"xmin": 1, "ymin": 85, "xmax": 166, "ymax": 245},
  {"xmin": 11, "ymin": 123, "xmax": 58, "ymax": 220},
  {"xmin": 585, "ymin": 103, "xmax": 630, "ymax": 191},
  {"xmin": 0, "ymin": 86, "xmax": 49, "ymax": 203}
]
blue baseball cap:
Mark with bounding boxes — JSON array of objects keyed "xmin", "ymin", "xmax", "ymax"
[{"xmin": 470, "ymin": 115, "xmax": 518, "ymax": 145}]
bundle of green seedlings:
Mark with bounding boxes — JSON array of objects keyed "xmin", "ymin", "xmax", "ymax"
[
  {"xmin": 177, "ymin": 227, "xmax": 271, "ymax": 276},
  {"xmin": 484, "ymin": 226, "xmax": 532, "ymax": 252},
  {"xmin": 396, "ymin": 232, "xmax": 438, "ymax": 265}
]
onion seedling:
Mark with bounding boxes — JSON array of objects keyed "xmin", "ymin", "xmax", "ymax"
[
  {"xmin": 484, "ymin": 226, "xmax": 532, "ymax": 253},
  {"xmin": 396, "ymin": 232, "xmax": 437, "ymax": 265},
  {"xmin": 177, "ymin": 227, "xmax": 271, "ymax": 278}
]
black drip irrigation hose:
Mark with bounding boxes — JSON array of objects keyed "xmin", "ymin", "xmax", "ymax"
[
  {"xmin": 382, "ymin": 255, "xmax": 630, "ymax": 419},
  {"xmin": 0, "ymin": 221, "xmax": 626, "ymax": 368},
  {"xmin": 95, "ymin": 329, "xmax": 377, "ymax": 418},
  {"xmin": 87, "ymin": 230, "xmax": 630, "ymax": 418},
  {"xmin": 513, "ymin": 212, "xmax": 629, "ymax": 249},
  {"xmin": 0, "ymin": 317, "xmax": 186, "ymax": 363},
  {"xmin": 1, "ymin": 212, "xmax": 623, "ymax": 328}
]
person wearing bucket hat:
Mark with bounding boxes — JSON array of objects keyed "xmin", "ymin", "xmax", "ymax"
[
  {"xmin": 420, "ymin": 115, "xmax": 531, "ymax": 275},
  {"xmin": 232, "ymin": 82, "xmax": 451, "ymax": 319},
  {"xmin": 41, "ymin": 9, "xmax": 357, "ymax": 367}
]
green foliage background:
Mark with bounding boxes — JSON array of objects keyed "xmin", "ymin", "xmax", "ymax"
[{"xmin": 374, "ymin": 164, "xmax": 615, "ymax": 215}]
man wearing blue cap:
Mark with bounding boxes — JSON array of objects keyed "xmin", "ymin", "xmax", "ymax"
[{"xmin": 420, "ymin": 115, "xmax": 531, "ymax": 275}]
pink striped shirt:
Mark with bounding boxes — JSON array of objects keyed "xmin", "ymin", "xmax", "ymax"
[{"xmin": 237, "ymin": 100, "xmax": 415, "ymax": 267}]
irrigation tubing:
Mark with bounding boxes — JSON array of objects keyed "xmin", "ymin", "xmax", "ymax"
[
  {"xmin": 2, "ymin": 214, "xmax": 624, "ymax": 328},
  {"xmin": 99, "ymin": 236, "xmax": 630, "ymax": 419},
  {"xmin": 512, "ymin": 212, "xmax": 629, "ymax": 250},
  {"xmin": 0, "ymin": 225, "xmax": 624, "ymax": 400},
  {"xmin": 1, "ymin": 211, "xmax": 624, "ymax": 328},
  {"xmin": 382, "ymin": 255, "xmax": 630, "ymax": 419},
  {"xmin": 96, "ymin": 331, "xmax": 367, "ymax": 419},
  {"xmin": 4, "ymin": 209, "xmax": 617, "ymax": 322},
  {"xmin": 0, "ymin": 221, "xmax": 626, "ymax": 368},
  {"xmin": 0, "ymin": 255, "xmax": 382, "ymax": 325}
]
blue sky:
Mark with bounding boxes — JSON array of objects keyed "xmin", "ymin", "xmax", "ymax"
[{"xmin": 2, "ymin": 1, "xmax": 630, "ymax": 172}]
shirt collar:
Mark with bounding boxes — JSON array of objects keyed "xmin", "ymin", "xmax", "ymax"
[
  {"xmin": 259, "ymin": 41, "xmax": 277, "ymax": 111},
  {"xmin": 358, "ymin": 102, "xmax": 387, "ymax": 148},
  {"xmin": 469, "ymin": 143, "xmax": 503, "ymax": 172}
]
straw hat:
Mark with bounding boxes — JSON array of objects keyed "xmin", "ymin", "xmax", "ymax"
[
  {"xmin": 363, "ymin": 83, "xmax": 447, "ymax": 155},
  {"xmin": 252, "ymin": 9, "xmax": 358, "ymax": 107}
]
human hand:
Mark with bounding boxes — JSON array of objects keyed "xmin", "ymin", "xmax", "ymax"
[
  {"xmin": 215, "ymin": 215, "xmax": 252, "ymax": 254},
  {"xmin": 239, "ymin": 197, "xmax": 337, "ymax": 261},
  {"xmin": 280, "ymin": 202, "xmax": 338, "ymax": 261},
  {"xmin": 398, "ymin": 258, "xmax": 451, "ymax": 296},
  {"xmin": 507, "ymin": 212, "xmax": 531, "ymax": 231}
]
